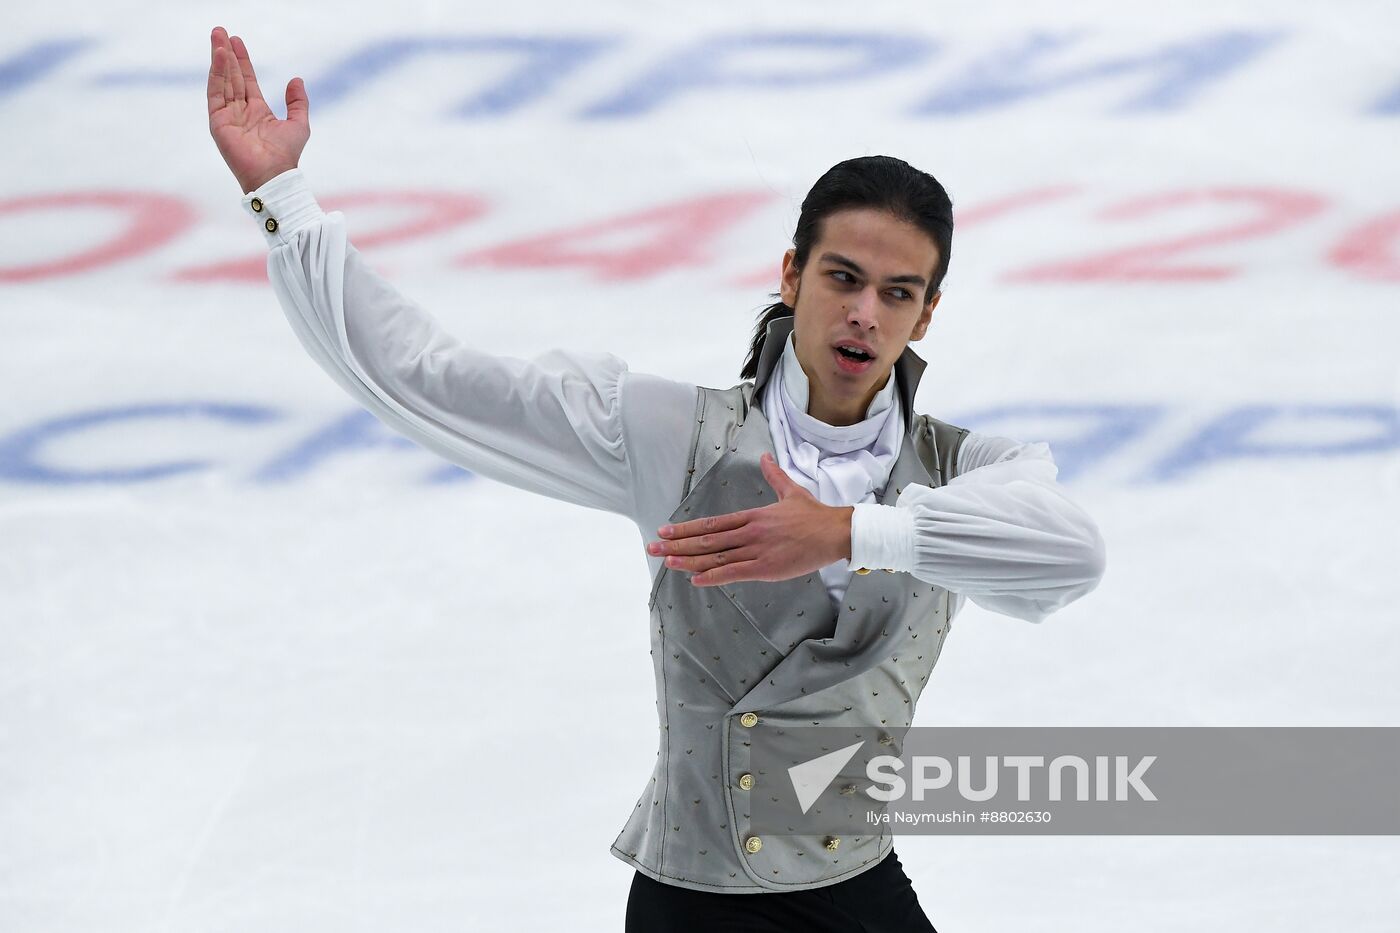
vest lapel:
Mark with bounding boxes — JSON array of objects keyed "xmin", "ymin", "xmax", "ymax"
[
  {"xmin": 682, "ymin": 397, "xmax": 838, "ymax": 650},
  {"xmin": 731, "ymin": 419, "xmax": 936, "ymax": 713}
]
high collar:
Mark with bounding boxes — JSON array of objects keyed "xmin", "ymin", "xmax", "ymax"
[
  {"xmin": 750, "ymin": 314, "xmax": 927, "ymax": 430},
  {"xmin": 779, "ymin": 330, "xmax": 896, "ymax": 423}
]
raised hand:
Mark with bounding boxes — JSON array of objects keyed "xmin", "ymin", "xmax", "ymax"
[{"xmin": 206, "ymin": 26, "xmax": 310, "ymax": 194}]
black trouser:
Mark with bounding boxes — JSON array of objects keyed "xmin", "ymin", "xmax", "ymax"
[{"xmin": 624, "ymin": 848, "xmax": 937, "ymax": 932}]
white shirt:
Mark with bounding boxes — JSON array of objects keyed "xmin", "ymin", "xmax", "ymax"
[
  {"xmin": 763, "ymin": 331, "xmax": 907, "ymax": 608},
  {"xmin": 243, "ymin": 168, "xmax": 1106, "ymax": 624}
]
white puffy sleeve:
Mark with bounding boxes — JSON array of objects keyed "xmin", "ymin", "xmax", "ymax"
[
  {"xmin": 848, "ymin": 433, "xmax": 1107, "ymax": 623},
  {"xmin": 241, "ymin": 168, "xmax": 635, "ymax": 517}
]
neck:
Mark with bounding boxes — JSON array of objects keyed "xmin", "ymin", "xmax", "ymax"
[
  {"xmin": 804, "ymin": 372, "xmax": 890, "ymax": 426},
  {"xmin": 751, "ymin": 315, "xmax": 926, "ymax": 434}
]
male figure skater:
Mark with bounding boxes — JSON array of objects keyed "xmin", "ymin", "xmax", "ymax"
[{"xmin": 208, "ymin": 26, "xmax": 1105, "ymax": 932}]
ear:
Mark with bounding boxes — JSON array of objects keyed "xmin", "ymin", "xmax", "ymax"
[
  {"xmin": 779, "ymin": 248, "xmax": 800, "ymax": 306},
  {"xmin": 909, "ymin": 291, "xmax": 940, "ymax": 342}
]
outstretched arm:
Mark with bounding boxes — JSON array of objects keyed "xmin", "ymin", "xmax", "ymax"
[{"xmin": 206, "ymin": 27, "xmax": 638, "ymax": 517}]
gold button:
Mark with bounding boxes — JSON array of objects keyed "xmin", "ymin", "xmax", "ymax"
[
  {"xmin": 250, "ymin": 197, "xmax": 263, "ymax": 212},
  {"xmin": 824, "ymin": 836, "xmax": 840, "ymax": 852},
  {"xmin": 264, "ymin": 218, "xmax": 278, "ymax": 233},
  {"xmin": 744, "ymin": 836, "xmax": 763, "ymax": 854},
  {"xmin": 882, "ymin": 568, "xmax": 896, "ymax": 574},
  {"xmin": 839, "ymin": 783, "xmax": 857, "ymax": 796},
  {"xmin": 878, "ymin": 733, "xmax": 894, "ymax": 746},
  {"xmin": 854, "ymin": 567, "xmax": 871, "ymax": 575},
  {"xmin": 737, "ymin": 773, "xmax": 754, "ymax": 791},
  {"xmin": 739, "ymin": 712, "xmax": 758, "ymax": 728}
]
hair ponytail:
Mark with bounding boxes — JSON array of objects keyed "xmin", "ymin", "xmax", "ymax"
[{"xmin": 739, "ymin": 302, "xmax": 794, "ymax": 381}]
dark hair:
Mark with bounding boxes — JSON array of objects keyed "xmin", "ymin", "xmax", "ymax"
[{"xmin": 740, "ymin": 155, "xmax": 954, "ymax": 379}]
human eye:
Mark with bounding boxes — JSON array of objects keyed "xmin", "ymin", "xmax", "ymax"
[
  {"xmin": 828, "ymin": 270, "xmax": 857, "ymax": 285},
  {"xmin": 890, "ymin": 287, "xmax": 913, "ymax": 301}
]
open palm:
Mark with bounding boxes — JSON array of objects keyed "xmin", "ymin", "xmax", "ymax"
[{"xmin": 207, "ymin": 26, "xmax": 309, "ymax": 194}]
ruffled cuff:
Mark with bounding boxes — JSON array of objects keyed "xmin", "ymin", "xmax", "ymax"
[{"xmin": 848, "ymin": 502, "xmax": 916, "ymax": 574}]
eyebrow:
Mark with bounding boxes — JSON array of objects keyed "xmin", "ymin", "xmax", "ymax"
[{"xmin": 818, "ymin": 252, "xmax": 927, "ymax": 287}]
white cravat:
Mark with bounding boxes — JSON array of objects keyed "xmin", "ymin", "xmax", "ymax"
[{"xmin": 762, "ymin": 333, "xmax": 903, "ymax": 606}]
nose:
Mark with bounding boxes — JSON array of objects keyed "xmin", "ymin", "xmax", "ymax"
[{"xmin": 847, "ymin": 287, "xmax": 879, "ymax": 330}]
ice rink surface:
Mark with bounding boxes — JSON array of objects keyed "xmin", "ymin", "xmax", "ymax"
[{"xmin": 2, "ymin": 1, "xmax": 1398, "ymax": 929}]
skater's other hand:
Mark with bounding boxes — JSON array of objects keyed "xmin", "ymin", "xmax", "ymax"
[
  {"xmin": 207, "ymin": 26, "xmax": 310, "ymax": 194},
  {"xmin": 646, "ymin": 453, "xmax": 854, "ymax": 587}
]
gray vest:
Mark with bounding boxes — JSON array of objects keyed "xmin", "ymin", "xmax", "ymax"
[{"xmin": 610, "ymin": 315, "xmax": 969, "ymax": 893}]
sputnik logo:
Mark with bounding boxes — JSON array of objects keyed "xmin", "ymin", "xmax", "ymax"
[{"xmin": 788, "ymin": 741, "xmax": 865, "ymax": 814}]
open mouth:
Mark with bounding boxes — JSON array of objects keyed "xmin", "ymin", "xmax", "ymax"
[{"xmin": 833, "ymin": 344, "xmax": 875, "ymax": 373}]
